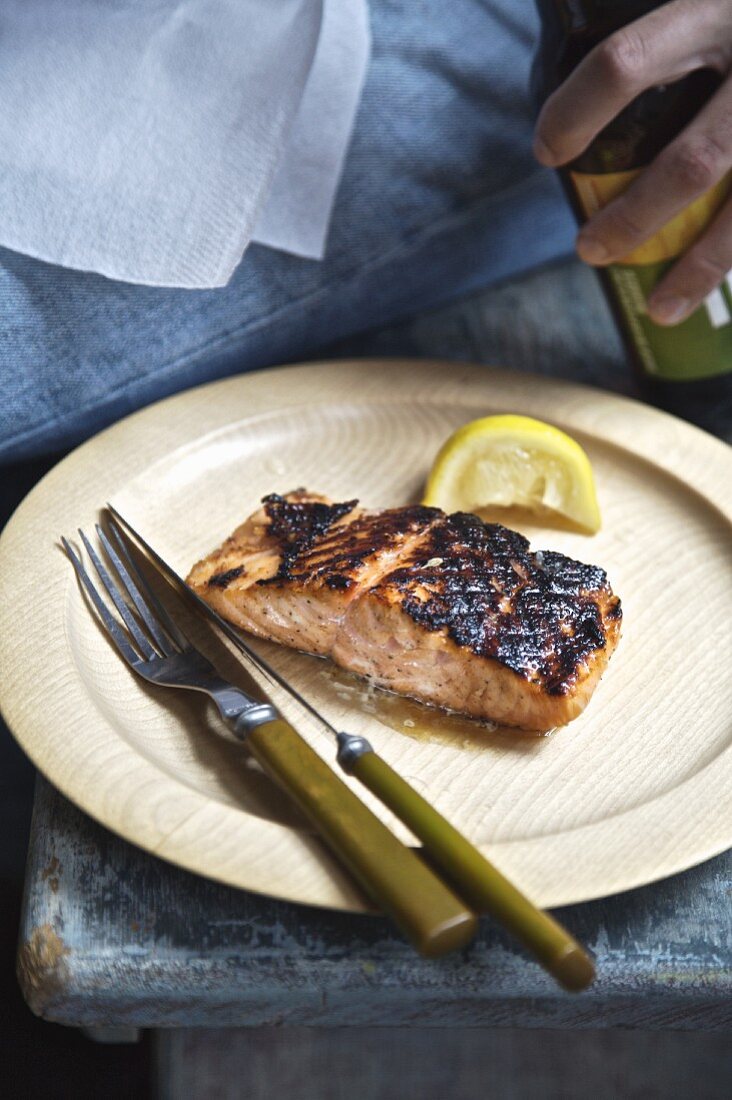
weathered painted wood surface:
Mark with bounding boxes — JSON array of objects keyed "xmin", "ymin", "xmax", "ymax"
[
  {"xmin": 155, "ymin": 1027, "xmax": 732, "ymax": 1100},
  {"xmin": 18, "ymin": 774, "xmax": 732, "ymax": 1031}
]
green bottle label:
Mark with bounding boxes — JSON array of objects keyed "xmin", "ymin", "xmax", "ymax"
[
  {"xmin": 606, "ymin": 263, "xmax": 732, "ymax": 382},
  {"xmin": 571, "ymin": 168, "xmax": 732, "ymax": 382}
]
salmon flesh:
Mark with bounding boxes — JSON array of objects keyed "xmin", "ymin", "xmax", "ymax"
[{"xmin": 187, "ymin": 491, "xmax": 622, "ymax": 729}]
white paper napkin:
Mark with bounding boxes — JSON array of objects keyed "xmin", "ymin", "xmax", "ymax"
[
  {"xmin": 253, "ymin": 0, "xmax": 370, "ymax": 260},
  {"xmin": 0, "ymin": 0, "xmax": 370, "ymax": 288}
]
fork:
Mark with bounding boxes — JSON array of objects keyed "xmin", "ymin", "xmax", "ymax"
[
  {"xmin": 105, "ymin": 509, "xmax": 596, "ymax": 991},
  {"xmin": 62, "ymin": 522, "xmax": 477, "ymax": 958}
]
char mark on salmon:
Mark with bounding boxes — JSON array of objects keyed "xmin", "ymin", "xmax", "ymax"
[{"xmin": 187, "ymin": 491, "xmax": 621, "ymax": 729}]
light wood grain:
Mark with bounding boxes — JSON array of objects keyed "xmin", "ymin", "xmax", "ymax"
[{"xmin": 1, "ymin": 360, "xmax": 731, "ymax": 911}]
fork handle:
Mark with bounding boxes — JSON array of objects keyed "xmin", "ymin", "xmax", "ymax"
[
  {"xmin": 246, "ymin": 718, "xmax": 477, "ymax": 957},
  {"xmin": 339, "ymin": 738, "xmax": 595, "ymax": 991}
]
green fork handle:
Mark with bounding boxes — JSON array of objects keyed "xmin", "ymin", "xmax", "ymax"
[
  {"xmin": 247, "ymin": 718, "xmax": 477, "ymax": 958},
  {"xmin": 337, "ymin": 734, "xmax": 595, "ymax": 991}
]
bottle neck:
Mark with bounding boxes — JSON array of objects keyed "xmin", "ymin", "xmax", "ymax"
[{"xmin": 532, "ymin": 0, "xmax": 722, "ymax": 171}]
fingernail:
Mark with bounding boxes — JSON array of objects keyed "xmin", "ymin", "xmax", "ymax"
[
  {"xmin": 647, "ymin": 296, "xmax": 690, "ymax": 325},
  {"xmin": 577, "ymin": 235, "xmax": 610, "ymax": 265},
  {"xmin": 533, "ymin": 136, "xmax": 557, "ymax": 166}
]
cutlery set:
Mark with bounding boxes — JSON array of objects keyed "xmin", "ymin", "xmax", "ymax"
[{"xmin": 63, "ymin": 508, "xmax": 595, "ymax": 991}]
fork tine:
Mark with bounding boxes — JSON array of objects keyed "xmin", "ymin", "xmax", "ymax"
[
  {"xmin": 79, "ymin": 530, "xmax": 159, "ymax": 660},
  {"xmin": 107, "ymin": 504, "xmax": 301, "ymax": 702},
  {"xmin": 93, "ymin": 524, "xmax": 175, "ymax": 658},
  {"xmin": 102, "ymin": 520, "xmax": 189, "ymax": 655},
  {"xmin": 62, "ymin": 537, "xmax": 141, "ymax": 666}
]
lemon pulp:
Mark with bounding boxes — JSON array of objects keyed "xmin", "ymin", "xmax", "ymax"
[{"xmin": 423, "ymin": 414, "xmax": 601, "ymax": 534}]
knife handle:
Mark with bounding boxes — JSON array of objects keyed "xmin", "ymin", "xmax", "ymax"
[
  {"xmin": 339, "ymin": 737, "xmax": 595, "ymax": 991},
  {"xmin": 247, "ymin": 718, "xmax": 477, "ymax": 958}
]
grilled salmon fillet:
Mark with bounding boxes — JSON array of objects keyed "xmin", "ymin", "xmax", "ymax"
[{"xmin": 187, "ymin": 490, "xmax": 622, "ymax": 729}]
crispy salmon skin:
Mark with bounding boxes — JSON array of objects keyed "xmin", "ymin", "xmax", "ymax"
[{"xmin": 187, "ymin": 490, "xmax": 621, "ymax": 729}]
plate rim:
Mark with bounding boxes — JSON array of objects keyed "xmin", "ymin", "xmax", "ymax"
[{"xmin": 1, "ymin": 358, "xmax": 730, "ymax": 912}]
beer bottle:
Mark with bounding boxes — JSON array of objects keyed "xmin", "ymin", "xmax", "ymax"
[{"xmin": 533, "ymin": 0, "xmax": 732, "ymax": 432}]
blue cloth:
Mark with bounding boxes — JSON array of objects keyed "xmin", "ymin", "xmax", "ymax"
[{"xmin": 0, "ymin": 0, "xmax": 575, "ymax": 465}]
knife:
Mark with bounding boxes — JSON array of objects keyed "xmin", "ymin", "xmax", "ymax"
[{"xmin": 108, "ymin": 504, "xmax": 595, "ymax": 991}]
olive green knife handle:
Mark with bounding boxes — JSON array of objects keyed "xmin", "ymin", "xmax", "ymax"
[
  {"xmin": 344, "ymin": 744, "xmax": 595, "ymax": 991},
  {"xmin": 246, "ymin": 719, "xmax": 477, "ymax": 958}
]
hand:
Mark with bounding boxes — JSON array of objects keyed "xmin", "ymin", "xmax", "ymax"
[{"xmin": 533, "ymin": 0, "xmax": 732, "ymax": 326}]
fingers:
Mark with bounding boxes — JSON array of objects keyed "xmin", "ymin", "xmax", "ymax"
[
  {"xmin": 647, "ymin": 197, "xmax": 732, "ymax": 325},
  {"xmin": 575, "ymin": 73, "xmax": 732, "ymax": 265},
  {"xmin": 534, "ymin": 0, "xmax": 729, "ymax": 168},
  {"xmin": 533, "ymin": 0, "xmax": 732, "ymax": 325}
]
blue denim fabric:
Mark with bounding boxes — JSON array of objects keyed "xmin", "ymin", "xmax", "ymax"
[{"xmin": 0, "ymin": 0, "xmax": 575, "ymax": 465}]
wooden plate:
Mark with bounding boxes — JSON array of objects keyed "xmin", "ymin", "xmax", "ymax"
[{"xmin": 1, "ymin": 360, "xmax": 731, "ymax": 911}]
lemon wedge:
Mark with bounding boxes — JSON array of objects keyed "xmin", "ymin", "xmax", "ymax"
[{"xmin": 423, "ymin": 414, "xmax": 601, "ymax": 534}]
